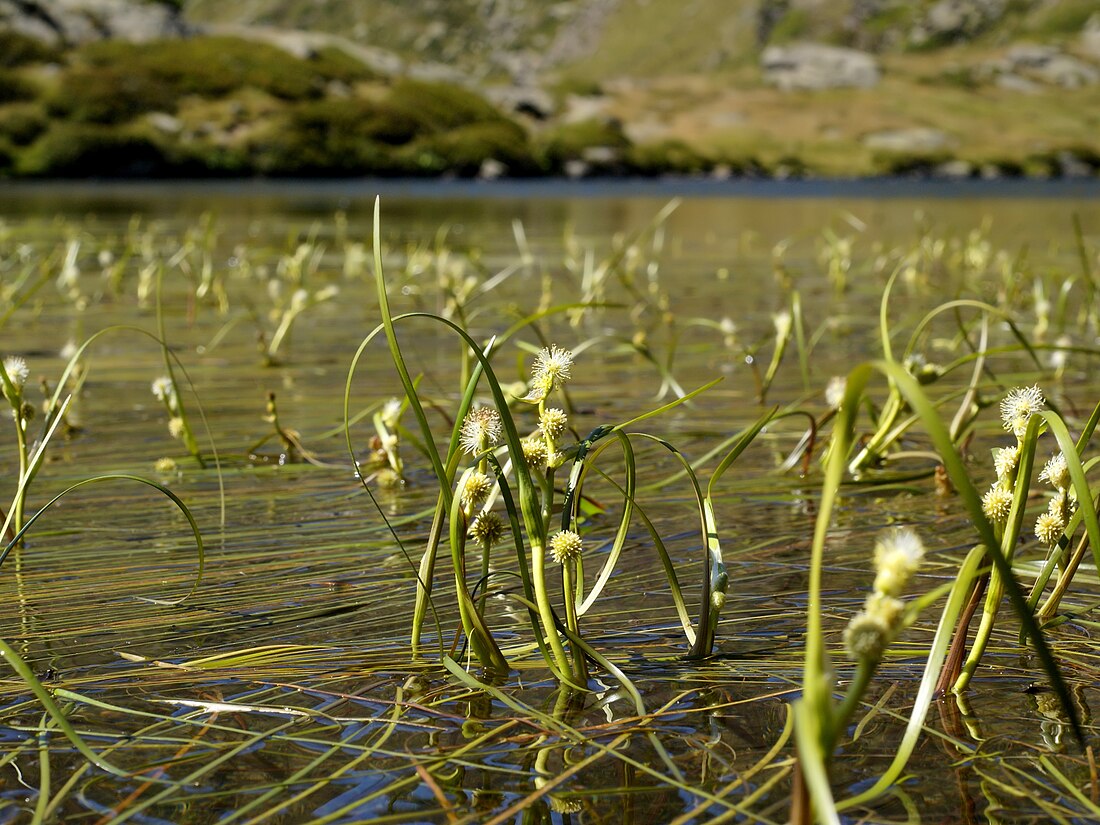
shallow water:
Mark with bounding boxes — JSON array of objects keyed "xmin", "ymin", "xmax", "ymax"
[{"xmin": 2, "ymin": 181, "xmax": 1100, "ymax": 823}]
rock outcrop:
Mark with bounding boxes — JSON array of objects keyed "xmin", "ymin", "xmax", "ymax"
[
  {"xmin": 0, "ymin": 0, "xmax": 189, "ymax": 45},
  {"xmin": 761, "ymin": 42, "xmax": 879, "ymax": 90}
]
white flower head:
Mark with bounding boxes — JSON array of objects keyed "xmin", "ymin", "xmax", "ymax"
[
  {"xmin": 982, "ymin": 484, "xmax": 1013, "ymax": 524},
  {"xmin": 1039, "ymin": 452, "xmax": 1071, "ymax": 491},
  {"xmin": 151, "ymin": 376, "xmax": 176, "ymax": 405},
  {"xmin": 993, "ymin": 445, "xmax": 1020, "ymax": 481},
  {"xmin": 773, "ymin": 310, "xmax": 792, "ymax": 339},
  {"xmin": 168, "ymin": 416, "xmax": 186, "ymax": 440},
  {"xmin": 872, "ymin": 527, "xmax": 924, "ymax": 597},
  {"xmin": 1000, "ymin": 385, "xmax": 1045, "ymax": 440},
  {"xmin": 825, "ymin": 376, "xmax": 846, "ymax": 410},
  {"xmin": 538, "ymin": 408, "xmax": 568, "ymax": 441},
  {"xmin": 531, "ymin": 345, "xmax": 573, "ymax": 389},
  {"xmin": 459, "ymin": 470, "xmax": 494, "ymax": 508},
  {"xmin": 289, "ymin": 288, "xmax": 310, "ymax": 312},
  {"xmin": 3, "ymin": 356, "xmax": 28, "ymax": 390},
  {"xmin": 380, "ymin": 398, "xmax": 403, "ymax": 430},
  {"xmin": 521, "ymin": 435, "xmax": 548, "ymax": 469},
  {"xmin": 1035, "ymin": 510, "xmax": 1066, "ymax": 547},
  {"xmin": 549, "ymin": 530, "xmax": 583, "ymax": 565},
  {"xmin": 468, "ymin": 511, "xmax": 506, "ymax": 547},
  {"xmin": 459, "ymin": 407, "xmax": 503, "ymax": 456}
]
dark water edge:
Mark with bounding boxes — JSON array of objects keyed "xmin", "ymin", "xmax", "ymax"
[{"xmin": 2, "ymin": 175, "xmax": 1100, "ymax": 209}]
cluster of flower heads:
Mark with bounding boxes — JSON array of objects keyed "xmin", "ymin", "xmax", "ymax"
[
  {"xmin": 1036, "ymin": 452, "xmax": 1075, "ymax": 547},
  {"xmin": 844, "ymin": 528, "xmax": 925, "ymax": 663},
  {"xmin": 457, "ymin": 404, "xmax": 507, "ymax": 551},
  {"xmin": 979, "ymin": 385, "xmax": 1075, "ymax": 547},
  {"xmin": 520, "ymin": 345, "xmax": 575, "ymax": 471},
  {"xmin": 455, "ymin": 345, "xmax": 578, "ymax": 554},
  {"xmin": 151, "ymin": 376, "xmax": 186, "ymax": 440},
  {"xmin": 982, "ymin": 386, "xmax": 1045, "ymax": 526}
]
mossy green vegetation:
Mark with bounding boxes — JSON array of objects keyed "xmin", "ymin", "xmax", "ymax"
[
  {"xmin": 1, "ymin": 14, "xmax": 1096, "ymax": 180},
  {"xmin": 2, "ymin": 34, "xmax": 689, "ymax": 178}
]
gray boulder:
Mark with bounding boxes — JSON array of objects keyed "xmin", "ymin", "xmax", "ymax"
[
  {"xmin": 1004, "ymin": 44, "xmax": 1099, "ymax": 88},
  {"xmin": 484, "ymin": 85, "xmax": 555, "ymax": 120},
  {"xmin": 0, "ymin": 0, "xmax": 189, "ymax": 45},
  {"xmin": 1082, "ymin": 14, "xmax": 1100, "ymax": 59},
  {"xmin": 863, "ymin": 128, "xmax": 953, "ymax": 154},
  {"xmin": 761, "ymin": 42, "xmax": 879, "ymax": 90},
  {"xmin": 910, "ymin": 0, "xmax": 1006, "ymax": 46}
]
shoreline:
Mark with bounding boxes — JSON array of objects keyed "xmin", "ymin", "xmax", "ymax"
[{"xmin": 4, "ymin": 175, "xmax": 1100, "ymax": 202}]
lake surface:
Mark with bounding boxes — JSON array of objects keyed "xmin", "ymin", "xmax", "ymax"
[{"xmin": 2, "ymin": 180, "xmax": 1100, "ymax": 823}]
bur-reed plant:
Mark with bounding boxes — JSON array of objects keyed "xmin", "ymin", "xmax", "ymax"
[
  {"xmin": 794, "ymin": 359, "xmax": 1088, "ymax": 823},
  {"xmin": 346, "ymin": 199, "xmax": 776, "ymax": 688}
]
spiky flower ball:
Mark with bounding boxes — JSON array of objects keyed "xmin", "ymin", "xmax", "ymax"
[
  {"xmin": 1039, "ymin": 452, "xmax": 1071, "ymax": 491},
  {"xmin": 1000, "ymin": 385, "xmax": 1045, "ymax": 440},
  {"xmin": 549, "ymin": 530, "xmax": 583, "ymax": 565},
  {"xmin": 538, "ymin": 408, "xmax": 568, "ymax": 441},
  {"xmin": 154, "ymin": 457, "xmax": 179, "ymax": 474},
  {"xmin": 523, "ymin": 345, "xmax": 574, "ymax": 402},
  {"xmin": 844, "ymin": 593, "xmax": 905, "ymax": 661},
  {"xmin": 459, "ymin": 471, "xmax": 494, "ymax": 508},
  {"xmin": 521, "ymin": 435, "xmax": 548, "ymax": 469},
  {"xmin": 468, "ymin": 512, "xmax": 506, "ymax": 547},
  {"xmin": 168, "ymin": 417, "xmax": 186, "ymax": 440},
  {"xmin": 993, "ymin": 445, "xmax": 1020, "ymax": 481},
  {"xmin": 982, "ymin": 484, "xmax": 1013, "ymax": 524},
  {"xmin": 1035, "ymin": 510, "xmax": 1066, "ymax": 547},
  {"xmin": 459, "ymin": 407, "xmax": 503, "ymax": 456},
  {"xmin": 3, "ymin": 356, "xmax": 28, "ymax": 390},
  {"xmin": 844, "ymin": 612, "xmax": 891, "ymax": 662},
  {"xmin": 872, "ymin": 528, "xmax": 925, "ymax": 597}
]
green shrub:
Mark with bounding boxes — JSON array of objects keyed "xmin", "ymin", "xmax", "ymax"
[
  {"xmin": 1025, "ymin": 0, "xmax": 1098, "ymax": 37},
  {"xmin": 18, "ymin": 122, "xmax": 170, "ymax": 177},
  {"xmin": 48, "ymin": 64, "xmax": 179, "ymax": 123},
  {"xmin": 247, "ymin": 99, "xmax": 397, "ymax": 175},
  {"xmin": 385, "ymin": 79, "xmax": 510, "ymax": 132},
  {"xmin": 75, "ymin": 36, "xmax": 359, "ymax": 103},
  {"xmin": 768, "ymin": 9, "xmax": 812, "ymax": 44},
  {"xmin": 405, "ymin": 121, "xmax": 540, "ymax": 176},
  {"xmin": 311, "ymin": 46, "xmax": 380, "ymax": 84},
  {"xmin": 540, "ymin": 118, "xmax": 631, "ymax": 169},
  {"xmin": 0, "ymin": 103, "xmax": 50, "ymax": 146},
  {"xmin": 0, "ymin": 31, "xmax": 62, "ymax": 68},
  {"xmin": 626, "ymin": 140, "xmax": 709, "ymax": 175},
  {"xmin": 871, "ymin": 150, "xmax": 950, "ymax": 176}
]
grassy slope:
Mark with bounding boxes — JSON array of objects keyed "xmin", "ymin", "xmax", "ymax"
[{"xmin": 179, "ymin": 0, "xmax": 1100, "ymax": 175}]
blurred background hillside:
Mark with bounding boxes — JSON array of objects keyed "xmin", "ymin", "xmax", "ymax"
[{"xmin": 2, "ymin": 0, "xmax": 1099, "ymax": 178}]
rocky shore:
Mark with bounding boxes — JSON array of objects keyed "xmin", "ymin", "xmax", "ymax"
[{"xmin": 1, "ymin": 0, "xmax": 1099, "ymax": 179}]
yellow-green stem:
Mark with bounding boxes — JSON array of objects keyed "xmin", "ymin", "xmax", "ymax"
[
  {"xmin": 562, "ymin": 561, "xmax": 587, "ymax": 685},
  {"xmin": 953, "ymin": 568, "xmax": 1005, "ymax": 694},
  {"xmin": 533, "ymin": 540, "xmax": 572, "ymax": 676}
]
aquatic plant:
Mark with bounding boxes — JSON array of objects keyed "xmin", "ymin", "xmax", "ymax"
[
  {"xmin": 3, "ymin": 203, "xmax": 1100, "ymax": 823},
  {"xmin": 346, "ymin": 199, "xmax": 776, "ymax": 688}
]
